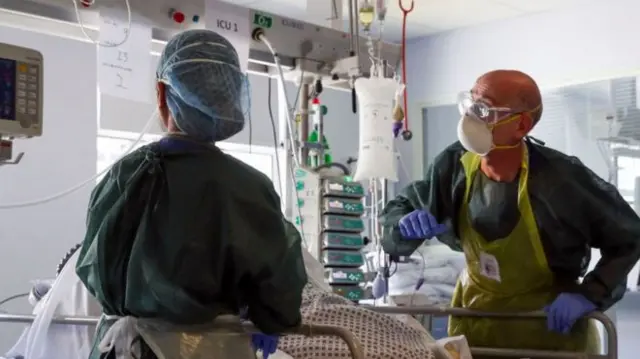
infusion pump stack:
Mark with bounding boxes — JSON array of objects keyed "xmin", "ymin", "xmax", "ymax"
[{"xmin": 0, "ymin": 42, "xmax": 44, "ymax": 165}]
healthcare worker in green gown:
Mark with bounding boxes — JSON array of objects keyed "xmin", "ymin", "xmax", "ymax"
[
  {"xmin": 75, "ymin": 29, "xmax": 307, "ymax": 359},
  {"xmin": 380, "ymin": 69, "xmax": 640, "ymax": 356}
]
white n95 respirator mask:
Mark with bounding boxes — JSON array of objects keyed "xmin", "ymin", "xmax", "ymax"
[
  {"xmin": 457, "ymin": 114, "xmax": 494, "ymax": 156},
  {"xmin": 457, "ymin": 113, "xmax": 525, "ymax": 156}
]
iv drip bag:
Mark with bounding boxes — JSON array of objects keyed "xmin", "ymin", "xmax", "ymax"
[{"xmin": 353, "ymin": 77, "xmax": 399, "ymax": 182}]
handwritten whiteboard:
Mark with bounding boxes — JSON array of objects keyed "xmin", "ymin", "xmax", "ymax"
[{"xmin": 97, "ymin": 5, "xmax": 152, "ymax": 103}]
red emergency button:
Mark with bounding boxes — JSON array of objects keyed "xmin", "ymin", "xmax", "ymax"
[
  {"xmin": 173, "ymin": 12, "xmax": 185, "ymax": 23},
  {"xmin": 169, "ymin": 9, "xmax": 185, "ymax": 24}
]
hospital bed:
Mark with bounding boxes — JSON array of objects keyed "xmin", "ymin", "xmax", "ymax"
[
  {"xmin": 0, "ymin": 293, "xmax": 619, "ymax": 359},
  {"xmin": 0, "ymin": 312, "xmax": 366, "ymax": 359},
  {"xmin": 2, "ymin": 247, "xmax": 618, "ymax": 359},
  {"xmin": 365, "ymin": 305, "xmax": 618, "ymax": 359}
]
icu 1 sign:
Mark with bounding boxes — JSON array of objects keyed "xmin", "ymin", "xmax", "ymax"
[
  {"xmin": 216, "ymin": 19, "xmax": 238, "ymax": 32},
  {"xmin": 253, "ymin": 13, "xmax": 273, "ymax": 28}
]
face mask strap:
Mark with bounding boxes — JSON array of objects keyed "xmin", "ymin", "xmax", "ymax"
[
  {"xmin": 484, "ymin": 114, "xmax": 522, "ymax": 151},
  {"xmin": 488, "ymin": 103, "xmax": 543, "ymax": 150},
  {"xmin": 489, "ymin": 104, "xmax": 542, "ymax": 128},
  {"xmin": 488, "ymin": 114, "xmax": 521, "ymax": 130}
]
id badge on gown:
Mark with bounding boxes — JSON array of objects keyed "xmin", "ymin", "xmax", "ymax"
[{"xmin": 478, "ymin": 252, "xmax": 501, "ymax": 282}]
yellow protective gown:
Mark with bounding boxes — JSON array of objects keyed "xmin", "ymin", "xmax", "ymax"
[{"xmin": 449, "ymin": 148, "xmax": 601, "ymax": 355}]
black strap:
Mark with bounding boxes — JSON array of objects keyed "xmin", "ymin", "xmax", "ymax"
[
  {"xmin": 56, "ymin": 243, "xmax": 82, "ymax": 275},
  {"xmin": 526, "ymin": 136, "xmax": 545, "ymax": 146}
]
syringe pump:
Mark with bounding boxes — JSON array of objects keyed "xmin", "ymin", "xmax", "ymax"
[{"xmin": 293, "ymin": 167, "xmax": 369, "ymax": 301}]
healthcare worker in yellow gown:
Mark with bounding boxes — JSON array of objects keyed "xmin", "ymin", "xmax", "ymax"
[{"xmin": 380, "ymin": 70, "xmax": 640, "ymax": 356}]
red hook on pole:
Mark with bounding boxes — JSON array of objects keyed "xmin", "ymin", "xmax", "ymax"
[
  {"xmin": 398, "ymin": 0, "xmax": 414, "ymax": 140},
  {"xmin": 399, "ymin": 0, "xmax": 414, "ymax": 13}
]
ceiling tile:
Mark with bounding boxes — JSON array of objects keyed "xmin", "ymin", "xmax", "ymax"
[
  {"xmin": 393, "ymin": 0, "xmax": 524, "ymax": 30},
  {"xmin": 490, "ymin": 0, "xmax": 581, "ymax": 12},
  {"xmin": 248, "ymin": 0, "xmax": 306, "ymax": 18},
  {"xmin": 227, "ymin": 0, "xmax": 529, "ymax": 39},
  {"xmin": 223, "ymin": 0, "xmax": 263, "ymax": 5},
  {"xmin": 340, "ymin": 17, "xmax": 440, "ymax": 42},
  {"xmin": 402, "ymin": 20, "xmax": 441, "ymax": 38},
  {"xmin": 404, "ymin": 23, "xmax": 441, "ymax": 39}
]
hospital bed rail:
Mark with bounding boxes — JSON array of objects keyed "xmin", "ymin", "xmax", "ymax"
[
  {"xmin": 0, "ymin": 313, "xmax": 365, "ymax": 359},
  {"xmin": 364, "ymin": 305, "xmax": 617, "ymax": 359}
]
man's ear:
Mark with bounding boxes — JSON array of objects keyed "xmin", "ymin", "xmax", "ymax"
[
  {"xmin": 517, "ymin": 113, "xmax": 534, "ymax": 137},
  {"xmin": 156, "ymin": 82, "xmax": 172, "ymax": 130},
  {"xmin": 156, "ymin": 82, "xmax": 167, "ymax": 109}
]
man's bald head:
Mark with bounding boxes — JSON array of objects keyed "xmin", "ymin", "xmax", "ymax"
[{"xmin": 472, "ymin": 70, "xmax": 543, "ymax": 125}]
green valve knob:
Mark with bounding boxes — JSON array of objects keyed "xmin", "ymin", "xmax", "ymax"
[{"xmin": 320, "ymin": 105, "xmax": 328, "ymax": 115}]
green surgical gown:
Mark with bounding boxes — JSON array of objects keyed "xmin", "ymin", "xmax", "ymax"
[
  {"xmin": 380, "ymin": 140, "xmax": 640, "ymax": 310},
  {"xmin": 76, "ymin": 136, "xmax": 307, "ymax": 340}
]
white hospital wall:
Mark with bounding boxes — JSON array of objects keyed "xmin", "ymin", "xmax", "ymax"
[
  {"xmin": 407, "ymin": 0, "xmax": 640, "ymax": 105},
  {"xmin": 0, "ymin": 26, "xmax": 97, "ymax": 350},
  {"xmin": 407, "ymin": 0, "xmax": 640, "ymax": 178},
  {"xmin": 407, "ymin": 0, "xmax": 640, "ymax": 171}
]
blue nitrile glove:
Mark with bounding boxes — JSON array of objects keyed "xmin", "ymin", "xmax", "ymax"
[
  {"xmin": 251, "ymin": 333, "xmax": 279, "ymax": 359},
  {"xmin": 544, "ymin": 293, "xmax": 597, "ymax": 334},
  {"xmin": 398, "ymin": 210, "xmax": 448, "ymax": 240},
  {"xmin": 392, "ymin": 122, "xmax": 403, "ymax": 138}
]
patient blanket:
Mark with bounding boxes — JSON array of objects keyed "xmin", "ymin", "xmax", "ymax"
[{"xmin": 279, "ymin": 284, "xmax": 437, "ymax": 359}]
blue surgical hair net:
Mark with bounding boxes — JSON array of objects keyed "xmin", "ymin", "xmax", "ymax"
[{"xmin": 156, "ymin": 29, "xmax": 250, "ymax": 142}]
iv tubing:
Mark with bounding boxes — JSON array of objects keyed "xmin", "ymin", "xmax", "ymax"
[
  {"xmin": 257, "ymin": 32, "xmax": 301, "ymax": 168},
  {"xmin": 0, "ymin": 111, "xmax": 157, "ymax": 209},
  {"xmin": 72, "ymin": 0, "xmax": 132, "ymax": 47}
]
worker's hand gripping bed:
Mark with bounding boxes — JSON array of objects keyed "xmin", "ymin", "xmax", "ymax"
[
  {"xmin": 0, "ymin": 313, "xmax": 366, "ymax": 359},
  {"xmin": 365, "ymin": 305, "xmax": 618, "ymax": 359}
]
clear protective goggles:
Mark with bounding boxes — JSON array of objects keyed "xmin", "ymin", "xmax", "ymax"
[{"xmin": 457, "ymin": 91, "xmax": 521, "ymax": 125}]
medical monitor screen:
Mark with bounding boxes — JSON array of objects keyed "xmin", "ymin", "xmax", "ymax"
[{"xmin": 0, "ymin": 57, "xmax": 16, "ymax": 121}]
